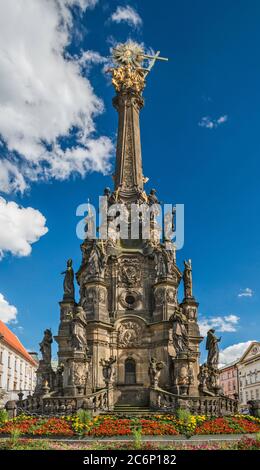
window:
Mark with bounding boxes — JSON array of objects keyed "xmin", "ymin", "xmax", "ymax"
[
  {"xmin": 8, "ymin": 355, "xmax": 11, "ymax": 368},
  {"xmin": 256, "ymin": 389, "xmax": 259, "ymax": 399},
  {"xmin": 0, "ymin": 350, "xmax": 3, "ymax": 364},
  {"xmin": 245, "ymin": 392, "xmax": 249, "ymax": 402},
  {"xmin": 125, "ymin": 358, "xmax": 136, "ymax": 385},
  {"xmin": 251, "ymin": 390, "xmax": 254, "ymax": 399}
]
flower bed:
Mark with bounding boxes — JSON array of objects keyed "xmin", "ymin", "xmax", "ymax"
[
  {"xmin": 194, "ymin": 416, "xmax": 260, "ymax": 435},
  {"xmin": 0, "ymin": 413, "xmax": 259, "ymax": 437}
]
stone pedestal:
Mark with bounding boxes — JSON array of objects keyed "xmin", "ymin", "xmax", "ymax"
[
  {"xmin": 63, "ymin": 352, "xmax": 91, "ymax": 397},
  {"xmin": 171, "ymin": 352, "xmax": 198, "ymax": 396},
  {"xmin": 34, "ymin": 360, "xmax": 55, "ymax": 396}
]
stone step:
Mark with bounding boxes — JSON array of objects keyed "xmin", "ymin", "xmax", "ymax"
[
  {"xmin": 111, "ymin": 405, "xmax": 153, "ymax": 415},
  {"xmin": 114, "ymin": 407, "xmax": 150, "ymax": 411}
]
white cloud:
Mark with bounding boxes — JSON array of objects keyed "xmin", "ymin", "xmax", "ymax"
[
  {"xmin": 111, "ymin": 5, "xmax": 142, "ymax": 28},
  {"xmin": 219, "ymin": 340, "xmax": 256, "ymax": 366},
  {"xmin": 198, "ymin": 115, "xmax": 228, "ymax": 129},
  {"xmin": 0, "ymin": 0, "xmax": 113, "ymax": 194},
  {"xmin": 198, "ymin": 314, "xmax": 240, "ymax": 336},
  {"xmin": 78, "ymin": 50, "xmax": 108, "ymax": 67},
  {"xmin": 238, "ymin": 287, "xmax": 253, "ymax": 298},
  {"xmin": 0, "ymin": 293, "xmax": 17, "ymax": 323},
  {"xmin": 0, "ymin": 197, "xmax": 48, "ymax": 259}
]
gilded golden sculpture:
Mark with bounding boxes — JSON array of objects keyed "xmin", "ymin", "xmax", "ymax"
[
  {"xmin": 109, "ymin": 41, "xmax": 168, "ymax": 94},
  {"xmin": 111, "ymin": 64, "xmax": 146, "ymax": 94}
]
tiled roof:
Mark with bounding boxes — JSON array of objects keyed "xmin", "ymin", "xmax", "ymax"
[{"xmin": 0, "ymin": 320, "xmax": 37, "ymax": 366}]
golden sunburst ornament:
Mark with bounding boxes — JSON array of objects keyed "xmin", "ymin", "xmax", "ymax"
[{"xmin": 112, "ymin": 41, "xmax": 144, "ymax": 68}]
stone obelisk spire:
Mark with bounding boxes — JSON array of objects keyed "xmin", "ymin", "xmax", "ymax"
[{"xmin": 109, "ymin": 42, "xmax": 147, "ymax": 202}]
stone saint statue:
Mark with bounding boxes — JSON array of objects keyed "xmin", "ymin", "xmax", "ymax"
[
  {"xmin": 70, "ymin": 314, "xmax": 87, "ymax": 352},
  {"xmin": 164, "ymin": 207, "xmax": 176, "ymax": 241},
  {"xmin": 56, "ymin": 363, "xmax": 64, "ymax": 390},
  {"xmin": 100, "ymin": 357, "xmax": 116, "ymax": 384},
  {"xmin": 198, "ymin": 363, "xmax": 209, "ymax": 391},
  {"xmin": 148, "ymin": 189, "xmax": 159, "ymax": 206},
  {"xmin": 206, "ymin": 329, "xmax": 221, "ymax": 369},
  {"xmin": 183, "ymin": 259, "xmax": 193, "ymax": 298},
  {"xmin": 148, "ymin": 357, "xmax": 165, "ymax": 387},
  {"xmin": 171, "ymin": 309, "xmax": 189, "ymax": 355},
  {"xmin": 62, "ymin": 259, "xmax": 75, "ymax": 301},
  {"xmin": 39, "ymin": 329, "xmax": 53, "ymax": 363},
  {"xmin": 154, "ymin": 248, "xmax": 167, "ymax": 279},
  {"xmin": 88, "ymin": 241, "xmax": 106, "ymax": 278}
]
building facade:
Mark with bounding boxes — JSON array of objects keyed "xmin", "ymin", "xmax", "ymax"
[
  {"xmin": 0, "ymin": 320, "xmax": 37, "ymax": 405},
  {"xmin": 219, "ymin": 362, "xmax": 239, "ymax": 399},
  {"xmin": 237, "ymin": 342, "xmax": 260, "ymax": 405}
]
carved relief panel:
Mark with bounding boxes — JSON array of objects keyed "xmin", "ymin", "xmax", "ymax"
[
  {"xmin": 118, "ymin": 258, "xmax": 142, "ymax": 287},
  {"xmin": 117, "ymin": 320, "xmax": 144, "ymax": 348}
]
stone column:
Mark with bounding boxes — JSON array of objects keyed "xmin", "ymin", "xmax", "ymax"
[{"xmin": 113, "ymin": 92, "xmax": 144, "ymax": 200}]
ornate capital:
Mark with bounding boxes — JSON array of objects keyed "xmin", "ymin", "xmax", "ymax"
[{"xmin": 112, "ymin": 92, "xmax": 144, "ymax": 112}]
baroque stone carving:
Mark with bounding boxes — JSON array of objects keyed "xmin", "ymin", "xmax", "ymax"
[
  {"xmin": 166, "ymin": 288, "xmax": 176, "ymax": 304},
  {"xmin": 171, "ymin": 309, "xmax": 190, "ymax": 355},
  {"xmin": 81, "ymin": 286, "xmax": 106, "ymax": 311},
  {"xmin": 70, "ymin": 310, "xmax": 87, "ymax": 352},
  {"xmin": 118, "ymin": 321, "xmax": 142, "ymax": 348},
  {"xmin": 39, "ymin": 329, "xmax": 52, "ymax": 363},
  {"xmin": 188, "ymin": 307, "xmax": 197, "ymax": 321},
  {"xmin": 69, "ymin": 362, "xmax": 87, "ymax": 388},
  {"xmin": 61, "ymin": 259, "xmax": 75, "ymax": 301},
  {"xmin": 88, "ymin": 241, "xmax": 107, "ymax": 278},
  {"xmin": 100, "ymin": 357, "xmax": 116, "ymax": 385},
  {"xmin": 155, "ymin": 288, "xmax": 165, "ymax": 306},
  {"xmin": 98, "ymin": 287, "xmax": 107, "ymax": 305},
  {"xmin": 198, "ymin": 363, "xmax": 209, "ymax": 391},
  {"xmin": 149, "ymin": 357, "xmax": 165, "ymax": 388},
  {"xmin": 118, "ymin": 259, "xmax": 141, "ymax": 286},
  {"xmin": 178, "ymin": 365, "xmax": 188, "ymax": 385},
  {"xmin": 56, "ymin": 363, "xmax": 64, "ymax": 391},
  {"xmin": 183, "ymin": 259, "xmax": 193, "ymax": 298},
  {"xmin": 206, "ymin": 329, "xmax": 221, "ymax": 369},
  {"xmin": 154, "ymin": 248, "xmax": 167, "ymax": 279}
]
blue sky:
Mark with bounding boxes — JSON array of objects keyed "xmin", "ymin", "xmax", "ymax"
[{"xmin": 0, "ymin": 0, "xmax": 259, "ymax": 364}]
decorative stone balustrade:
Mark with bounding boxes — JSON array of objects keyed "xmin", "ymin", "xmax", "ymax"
[
  {"xmin": 11, "ymin": 386, "xmax": 114, "ymax": 417},
  {"xmin": 149, "ymin": 387, "xmax": 238, "ymax": 416}
]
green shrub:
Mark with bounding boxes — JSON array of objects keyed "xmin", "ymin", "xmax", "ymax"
[
  {"xmin": 9, "ymin": 428, "xmax": 22, "ymax": 448},
  {"xmin": 77, "ymin": 409, "xmax": 91, "ymax": 425},
  {"xmin": 130, "ymin": 418, "xmax": 142, "ymax": 450},
  {"xmin": 176, "ymin": 408, "xmax": 191, "ymax": 424},
  {"xmin": 0, "ymin": 409, "xmax": 9, "ymax": 425}
]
